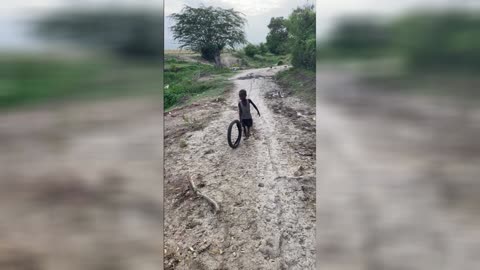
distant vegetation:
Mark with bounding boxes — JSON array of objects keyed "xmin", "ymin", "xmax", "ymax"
[
  {"xmin": 170, "ymin": 6, "xmax": 247, "ymax": 67},
  {"xmin": 35, "ymin": 9, "xmax": 163, "ymax": 60},
  {"xmin": 245, "ymin": 4, "xmax": 316, "ymax": 71},
  {"xmin": 318, "ymin": 10, "xmax": 480, "ymax": 72},
  {"xmin": 0, "ymin": 54, "xmax": 161, "ymax": 109}
]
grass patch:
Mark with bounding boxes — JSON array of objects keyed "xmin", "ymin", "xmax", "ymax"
[
  {"xmin": 164, "ymin": 57, "xmax": 234, "ymax": 110},
  {"xmin": 0, "ymin": 53, "xmax": 162, "ymax": 110},
  {"xmin": 275, "ymin": 68, "xmax": 315, "ymax": 105},
  {"xmin": 232, "ymin": 51, "xmax": 290, "ymax": 68}
]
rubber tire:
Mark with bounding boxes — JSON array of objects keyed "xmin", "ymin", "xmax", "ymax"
[{"xmin": 227, "ymin": 120, "xmax": 242, "ymax": 149}]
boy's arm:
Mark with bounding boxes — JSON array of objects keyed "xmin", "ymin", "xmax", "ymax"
[
  {"xmin": 238, "ymin": 103, "xmax": 242, "ymax": 120},
  {"xmin": 249, "ymin": 99, "xmax": 260, "ymax": 116}
]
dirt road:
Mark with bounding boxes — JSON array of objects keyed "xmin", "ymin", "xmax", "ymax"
[
  {"xmin": 0, "ymin": 97, "xmax": 163, "ymax": 269},
  {"xmin": 315, "ymin": 68, "xmax": 480, "ymax": 269},
  {"xmin": 164, "ymin": 67, "xmax": 316, "ymax": 269}
]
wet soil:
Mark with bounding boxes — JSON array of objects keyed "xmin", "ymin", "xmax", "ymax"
[{"xmin": 164, "ymin": 67, "xmax": 316, "ymax": 269}]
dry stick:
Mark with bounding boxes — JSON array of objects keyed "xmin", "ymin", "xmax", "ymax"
[{"xmin": 188, "ymin": 176, "xmax": 220, "ymax": 214}]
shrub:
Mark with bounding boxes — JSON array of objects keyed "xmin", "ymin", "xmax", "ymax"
[{"xmin": 244, "ymin": 44, "xmax": 258, "ymax": 57}]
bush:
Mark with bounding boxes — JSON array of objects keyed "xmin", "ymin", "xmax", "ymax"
[
  {"xmin": 277, "ymin": 60, "xmax": 284, "ymax": 65},
  {"xmin": 244, "ymin": 44, "xmax": 258, "ymax": 57},
  {"xmin": 393, "ymin": 11, "xmax": 480, "ymax": 71},
  {"xmin": 258, "ymin": 43, "xmax": 268, "ymax": 55}
]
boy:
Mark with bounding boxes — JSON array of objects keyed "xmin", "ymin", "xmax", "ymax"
[{"xmin": 238, "ymin": 89, "xmax": 260, "ymax": 139}]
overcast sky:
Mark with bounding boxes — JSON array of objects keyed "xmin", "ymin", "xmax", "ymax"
[{"xmin": 1, "ymin": 0, "xmax": 479, "ymax": 51}]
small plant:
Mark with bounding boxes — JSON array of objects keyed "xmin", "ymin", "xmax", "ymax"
[
  {"xmin": 170, "ymin": 64, "xmax": 179, "ymax": 73},
  {"xmin": 277, "ymin": 60, "xmax": 284, "ymax": 66}
]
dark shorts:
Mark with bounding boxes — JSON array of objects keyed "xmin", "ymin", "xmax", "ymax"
[{"xmin": 241, "ymin": 118, "xmax": 253, "ymax": 128}]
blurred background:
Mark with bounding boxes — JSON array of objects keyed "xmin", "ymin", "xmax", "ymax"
[
  {"xmin": 316, "ymin": 0, "xmax": 480, "ymax": 269},
  {"xmin": 0, "ymin": 1, "xmax": 163, "ymax": 269}
]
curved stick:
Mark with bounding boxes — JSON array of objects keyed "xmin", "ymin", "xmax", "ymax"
[{"xmin": 188, "ymin": 176, "xmax": 220, "ymax": 214}]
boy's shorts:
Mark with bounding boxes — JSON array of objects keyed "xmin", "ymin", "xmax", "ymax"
[{"xmin": 241, "ymin": 118, "xmax": 253, "ymax": 128}]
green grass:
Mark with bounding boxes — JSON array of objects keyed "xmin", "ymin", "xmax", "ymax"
[
  {"xmin": 275, "ymin": 68, "xmax": 315, "ymax": 105},
  {"xmin": 164, "ymin": 57, "xmax": 234, "ymax": 110},
  {"xmin": 0, "ymin": 54, "xmax": 162, "ymax": 110},
  {"xmin": 232, "ymin": 51, "xmax": 290, "ymax": 68}
]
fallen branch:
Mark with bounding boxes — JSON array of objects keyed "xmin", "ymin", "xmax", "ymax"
[{"xmin": 188, "ymin": 176, "xmax": 220, "ymax": 214}]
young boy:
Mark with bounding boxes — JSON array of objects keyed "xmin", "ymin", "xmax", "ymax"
[{"xmin": 238, "ymin": 89, "xmax": 260, "ymax": 139}]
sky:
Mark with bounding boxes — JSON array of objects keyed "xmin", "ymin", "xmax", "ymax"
[{"xmin": 1, "ymin": 0, "xmax": 479, "ymax": 51}]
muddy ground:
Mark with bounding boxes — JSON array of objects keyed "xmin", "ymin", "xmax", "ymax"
[
  {"xmin": 316, "ymin": 67, "xmax": 480, "ymax": 269},
  {"xmin": 0, "ymin": 97, "xmax": 163, "ymax": 270},
  {"xmin": 1, "ymin": 65, "xmax": 479, "ymax": 270},
  {"xmin": 164, "ymin": 67, "xmax": 316, "ymax": 269}
]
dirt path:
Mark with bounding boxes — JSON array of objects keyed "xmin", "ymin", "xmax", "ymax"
[
  {"xmin": 315, "ymin": 69, "xmax": 480, "ymax": 269},
  {"xmin": 164, "ymin": 67, "xmax": 316, "ymax": 269},
  {"xmin": 0, "ymin": 97, "xmax": 163, "ymax": 270}
]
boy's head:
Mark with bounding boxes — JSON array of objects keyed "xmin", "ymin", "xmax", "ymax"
[{"xmin": 239, "ymin": 89, "xmax": 247, "ymax": 100}]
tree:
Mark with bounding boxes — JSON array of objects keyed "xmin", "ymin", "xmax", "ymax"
[
  {"xmin": 258, "ymin": 42, "xmax": 268, "ymax": 55},
  {"xmin": 244, "ymin": 44, "xmax": 258, "ymax": 57},
  {"xmin": 325, "ymin": 17, "xmax": 392, "ymax": 58},
  {"xmin": 392, "ymin": 11, "xmax": 480, "ymax": 71},
  {"xmin": 266, "ymin": 17, "xmax": 289, "ymax": 55},
  {"xmin": 286, "ymin": 5, "xmax": 316, "ymax": 70},
  {"xmin": 170, "ymin": 6, "xmax": 247, "ymax": 66},
  {"xmin": 35, "ymin": 9, "xmax": 163, "ymax": 59}
]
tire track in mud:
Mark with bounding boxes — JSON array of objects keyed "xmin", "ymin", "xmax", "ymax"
[{"xmin": 164, "ymin": 67, "xmax": 315, "ymax": 269}]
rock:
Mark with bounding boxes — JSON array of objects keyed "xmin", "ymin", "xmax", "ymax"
[
  {"xmin": 294, "ymin": 166, "xmax": 305, "ymax": 176},
  {"xmin": 204, "ymin": 149, "xmax": 214, "ymax": 155},
  {"xmin": 258, "ymin": 183, "xmax": 264, "ymax": 187}
]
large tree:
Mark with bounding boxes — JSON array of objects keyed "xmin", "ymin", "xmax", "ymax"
[
  {"xmin": 35, "ymin": 9, "xmax": 163, "ymax": 59},
  {"xmin": 286, "ymin": 5, "xmax": 316, "ymax": 70},
  {"xmin": 170, "ymin": 6, "xmax": 247, "ymax": 66},
  {"xmin": 265, "ymin": 17, "xmax": 289, "ymax": 55}
]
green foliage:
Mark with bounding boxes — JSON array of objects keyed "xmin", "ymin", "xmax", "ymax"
[
  {"xmin": 285, "ymin": 5, "xmax": 316, "ymax": 71},
  {"xmin": 319, "ymin": 10, "xmax": 480, "ymax": 72},
  {"xmin": 0, "ymin": 55, "xmax": 162, "ymax": 109},
  {"xmin": 392, "ymin": 11, "xmax": 480, "ymax": 71},
  {"xmin": 35, "ymin": 9, "xmax": 163, "ymax": 59},
  {"xmin": 266, "ymin": 17, "xmax": 289, "ymax": 55},
  {"xmin": 232, "ymin": 50, "xmax": 289, "ymax": 68},
  {"xmin": 244, "ymin": 44, "xmax": 258, "ymax": 57},
  {"xmin": 170, "ymin": 6, "xmax": 247, "ymax": 66},
  {"xmin": 323, "ymin": 17, "xmax": 392, "ymax": 58},
  {"xmin": 277, "ymin": 60, "xmax": 284, "ymax": 66},
  {"xmin": 164, "ymin": 58, "xmax": 232, "ymax": 109},
  {"xmin": 276, "ymin": 68, "xmax": 315, "ymax": 105},
  {"xmin": 258, "ymin": 43, "xmax": 268, "ymax": 55}
]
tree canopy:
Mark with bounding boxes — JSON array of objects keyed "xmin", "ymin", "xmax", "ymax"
[
  {"xmin": 266, "ymin": 17, "xmax": 289, "ymax": 55},
  {"xmin": 35, "ymin": 9, "xmax": 163, "ymax": 59},
  {"xmin": 170, "ymin": 6, "xmax": 247, "ymax": 66},
  {"xmin": 286, "ymin": 5, "xmax": 316, "ymax": 71}
]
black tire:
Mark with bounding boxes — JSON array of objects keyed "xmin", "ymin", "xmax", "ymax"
[{"xmin": 227, "ymin": 120, "xmax": 242, "ymax": 149}]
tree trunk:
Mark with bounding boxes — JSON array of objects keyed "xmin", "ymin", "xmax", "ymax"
[{"xmin": 213, "ymin": 51, "xmax": 223, "ymax": 67}]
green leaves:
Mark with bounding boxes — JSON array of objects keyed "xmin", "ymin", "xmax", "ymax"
[
  {"xmin": 286, "ymin": 5, "xmax": 316, "ymax": 71},
  {"xmin": 170, "ymin": 6, "xmax": 247, "ymax": 64},
  {"xmin": 35, "ymin": 9, "xmax": 163, "ymax": 59},
  {"xmin": 266, "ymin": 17, "xmax": 289, "ymax": 55}
]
